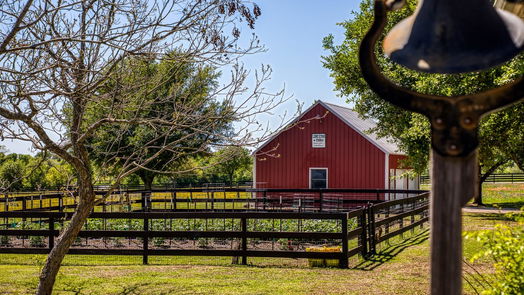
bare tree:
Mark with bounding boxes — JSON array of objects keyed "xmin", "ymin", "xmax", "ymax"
[{"xmin": 0, "ymin": 1, "xmax": 292, "ymax": 294}]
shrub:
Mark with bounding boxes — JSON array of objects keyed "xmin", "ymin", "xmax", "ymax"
[
  {"xmin": 0, "ymin": 235, "xmax": 10, "ymax": 246},
  {"xmin": 29, "ymin": 235, "xmax": 46, "ymax": 247},
  {"xmin": 465, "ymin": 209, "xmax": 524, "ymax": 295},
  {"xmin": 153, "ymin": 237, "xmax": 166, "ymax": 248}
]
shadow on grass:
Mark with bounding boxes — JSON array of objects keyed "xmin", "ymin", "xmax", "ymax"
[
  {"xmin": 353, "ymin": 229, "xmax": 430, "ymax": 271},
  {"xmin": 464, "ymin": 212, "xmax": 517, "ymax": 222},
  {"xmin": 484, "ymin": 202, "xmax": 524, "ymax": 210}
]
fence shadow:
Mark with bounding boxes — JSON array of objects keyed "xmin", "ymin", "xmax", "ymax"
[{"xmin": 353, "ymin": 228, "xmax": 429, "ymax": 271}]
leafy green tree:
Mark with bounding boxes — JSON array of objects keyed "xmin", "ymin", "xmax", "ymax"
[
  {"xmin": 322, "ymin": 0, "xmax": 524, "ymax": 203},
  {"xmin": 206, "ymin": 146, "xmax": 252, "ymax": 184},
  {"xmin": 0, "ymin": 159, "xmax": 24, "ymax": 191},
  {"xmin": 87, "ymin": 53, "xmax": 234, "ymax": 190}
]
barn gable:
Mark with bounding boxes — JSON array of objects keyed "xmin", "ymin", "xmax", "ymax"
[
  {"xmin": 254, "ymin": 101, "xmax": 404, "ymax": 157},
  {"xmin": 254, "ymin": 101, "xmax": 410, "ymax": 190}
]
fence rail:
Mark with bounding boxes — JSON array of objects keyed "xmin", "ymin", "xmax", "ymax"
[
  {"xmin": 421, "ymin": 172, "xmax": 524, "ymax": 184},
  {"xmin": 1, "ymin": 188, "xmax": 427, "ymax": 213},
  {"xmin": 0, "ymin": 192, "xmax": 429, "ymax": 267}
]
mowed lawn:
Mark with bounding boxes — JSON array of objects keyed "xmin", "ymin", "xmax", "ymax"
[
  {"xmin": 421, "ymin": 182, "xmax": 524, "ymax": 209},
  {"xmin": 0, "ymin": 212, "xmax": 519, "ymax": 295}
]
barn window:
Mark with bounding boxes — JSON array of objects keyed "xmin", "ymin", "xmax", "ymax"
[{"xmin": 310, "ymin": 168, "xmax": 328, "ymax": 189}]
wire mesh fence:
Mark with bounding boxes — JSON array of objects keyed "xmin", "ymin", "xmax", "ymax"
[{"xmin": 0, "ymin": 192, "xmax": 429, "ymax": 268}]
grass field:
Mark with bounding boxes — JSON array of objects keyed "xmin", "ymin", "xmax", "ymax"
[
  {"xmin": 421, "ymin": 183, "xmax": 524, "ymax": 209},
  {"xmin": 0, "ymin": 212, "xmax": 517, "ymax": 295},
  {"xmin": 481, "ymin": 183, "xmax": 524, "ymax": 208}
]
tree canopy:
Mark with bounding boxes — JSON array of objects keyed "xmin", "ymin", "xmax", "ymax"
[
  {"xmin": 86, "ymin": 53, "xmax": 234, "ymax": 189},
  {"xmin": 322, "ymin": 0, "xmax": 524, "ymax": 176}
]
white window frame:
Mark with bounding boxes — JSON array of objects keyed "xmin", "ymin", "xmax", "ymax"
[{"xmin": 309, "ymin": 167, "xmax": 328, "ymax": 189}]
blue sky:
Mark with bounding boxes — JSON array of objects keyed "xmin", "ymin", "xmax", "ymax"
[
  {"xmin": 2, "ymin": 0, "xmax": 360, "ymax": 154},
  {"xmin": 237, "ymin": 0, "xmax": 359, "ymax": 107}
]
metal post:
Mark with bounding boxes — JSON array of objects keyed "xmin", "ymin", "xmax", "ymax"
[{"xmin": 430, "ymin": 151, "xmax": 478, "ymax": 295}]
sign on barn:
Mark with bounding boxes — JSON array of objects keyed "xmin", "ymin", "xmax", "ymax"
[
  {"xmin": 253, "ymin": 101, "xmax": 419, "ymax": 198},
  {"xmin": 312, "ymin": 134, "xmax": 326, "ymax": 148}
]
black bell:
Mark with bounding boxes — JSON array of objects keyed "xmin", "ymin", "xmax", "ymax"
[{"xmin": 383, "ymin": 0, "xmax": 524, "ymax": 73}]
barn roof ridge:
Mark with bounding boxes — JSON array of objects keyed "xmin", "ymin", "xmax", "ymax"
[
  {"xmin": 318, "ymin": 101, "xmax": 403, "ymax": 155},
  {"xmin": 253, "ymin": 100, "xmax": 404, "ymax": 156}
]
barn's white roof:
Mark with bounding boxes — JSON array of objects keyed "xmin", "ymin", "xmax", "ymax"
[
  {"xmin": 254, "ymin": 100, "xmax": 404, "ymax": 155},
  {"xmin": 320, "ymin": 101, "xmax": 403, "ymax": 155}
]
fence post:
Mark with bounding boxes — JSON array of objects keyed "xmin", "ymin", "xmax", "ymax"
[
  {"xmin": 385, "ymin": 206, "xmax": 390, "ymax": 235},
  {"xmin": 319, "ymin": 191, "xmax": 323, "ymax": 212},
  {"xmin": 58, "ymin": 194, "xmax": 63, "ymax": 212},
  {"xmin": 143, "ymin": 217, "xmax": 149, "ymax": 265},
  {"xmin": 211, "ymin": 191, "xmax": 215, "ymax": 211},
  {"xmin": 358, "ymin": 209, "xmax": 368, "ymax": 257},
  {"xmin": 400, "ymin": 202, "xmax": 404, "ymax": 239},
  {"xmin": 175, "ymin": 191, "xmax": 177, "ymax": 211},
  {"xmin": 367, "ymin": 204, "xmax": 376, "ymax": 255},
  {"xmin": 241, "ymin": 217, "xmax": 247, "ymax": 265},
  {"xmin": 411, "ymin": 199, "xmax": 416, "ymax": 234},
  {"xmin": 340, "ymin": 213, "xmax": 349, "ymax": 268},
  {"xmin": 263, "ymin": 191, "xmax": 267, "ymax": 211},
  {"xmin": 49, "ymin": 217, "xmax": 55, "ymax": 250}
]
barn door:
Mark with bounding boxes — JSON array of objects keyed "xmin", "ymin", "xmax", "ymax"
[{"xmin": 310, "ymin": 168, "xmax": 328, "ymax": 189}]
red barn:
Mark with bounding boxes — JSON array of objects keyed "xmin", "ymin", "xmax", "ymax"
[{"xmin": 253, "ymin": 101, "xmax": 418, "ymax": 193}]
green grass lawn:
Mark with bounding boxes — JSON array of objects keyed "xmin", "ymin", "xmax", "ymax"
[
  {"xmin": 422, "ymin": 182, "xmax": 524, "ymax": 209},
  {"xmin": 481, "ymin": 183, "xmax": 524, "ymax": 209},
  {"xmin": 0, "ymin": 212, "xmax": 517, "ymax": 295}
]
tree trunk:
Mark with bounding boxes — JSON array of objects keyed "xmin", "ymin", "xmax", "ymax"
[
  {"xmin": 473, "ymin": 159, "xmax": 508, "ymax": 206},
  {"xmin": 36, "ymin": 184, "xmax": 96, "ymax": 295},
  {"xmin": 139, "ymin": 173, "xmax": 155, "ymax": 191},
  {"xmin": 474, "ymin": 165, "xmax": 484, "ymax": 206},
  {"xmin": 138, "ymin": 173, "xmax": 155, "ymax": 211}
]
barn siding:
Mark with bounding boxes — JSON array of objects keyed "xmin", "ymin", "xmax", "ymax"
[
  {"xmin": 389, "ymin": 154, "xmax": 409, "ymax": 169},
  {"xmin": 255, "ymin": 104, "xmax": 386, "ymax": 189}
]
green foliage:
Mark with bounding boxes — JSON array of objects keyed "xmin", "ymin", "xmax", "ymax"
[
  {"xmin": 87, "ymin": 52, "xmax": 235, "ymax": 189},
  {"xmin": 0, "ymin": 235, "xmax": 9, "ymax": 246},
  {"xmin": 322, "ymin": 0, "xmax": 524, "ymax": 174},
  {"xmin": 0, "ymin": 153, "xmax": 74, "ymax": 191},
  {"xmin": 0, "ymin": 160, "xmax": 24, "ymax": 190},
  {"xmin": 465, "ymin": 210, "xmax": 524, "ymax": 294},
  {"xmin": 204, "ymin": 146, "xmax": 252, "ymax": 184}
]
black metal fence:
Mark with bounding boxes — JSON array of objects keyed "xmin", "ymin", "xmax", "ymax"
[
  {"xmin": 0, "ymin": 188, "xmax": 427, "ymax": 213},
  {"xmin": 0, "ymin": 192, "xmax": 429, "ymax": 267}
]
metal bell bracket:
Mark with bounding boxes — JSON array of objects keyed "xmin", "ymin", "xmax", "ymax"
[{"xmin": 359, "ymin": 0, "xmax": 524, "ymax": 157}]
